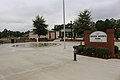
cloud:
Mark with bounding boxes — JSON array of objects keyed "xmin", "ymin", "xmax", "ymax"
[
  {"xmin": 91, "ymin": 0, "xmax": 120, "ymax": 20},
  {"xmin": 0, "ymin": 0, "xmax": 120, "ymax": 31}
]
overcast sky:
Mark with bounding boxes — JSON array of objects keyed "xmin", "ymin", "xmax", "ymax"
[{"xmin": 0, "ymin": 0, "xmax": 120, "ymax": 32}]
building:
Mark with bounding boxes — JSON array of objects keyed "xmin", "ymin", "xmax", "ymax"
[
  {"xmin": 29, "ymin": 32, "xmax": 38, "ymax": 39},
  {"xmin": 60, "ymin": 28, "xmax": 73, "ymax": 38},
  {"xmin": 29, "ymin": 31, "xmax": 59, "ymax": 40}
]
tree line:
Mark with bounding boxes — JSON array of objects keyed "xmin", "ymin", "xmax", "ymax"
[{"xmin": 0, "ymin": 28, "xmax": 30, "ymax": 38}]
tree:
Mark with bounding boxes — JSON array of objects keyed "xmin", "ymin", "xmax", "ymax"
[
  {"xmin": 95, "ymin": 19, "xmax": 114, "ymax": 32},
  {"xmin": 111, "ymin": 19, "xmax": 120, "ymax": 39},
  {"xmin": 110, "ymin": 18, "xmax": 117, "ymax": 28},
  {"xmin": 116, "ymin": 19, "xmax": 120, "ymax": 28},
  {"xmin": 95, "ymin": 20, "xmax": 105, "ymax": 31},
  {"xmin": 0, "ymin": 32, "xmax": 2, "ymax": 38},
  {"xmin": 33, "ymin": 16, "xmax": 48, "ymax": 38},
  {"xmin": 52, "ymin": 25, "xmax": 63, "ymax": 31},
  {"xmin": 104, "ymin": 19, "xmax": 113, "ymax": 29},
  {"xmin": 13, "ymin": 31, "xmax": 22, "ymax": 37},
  {"xmin": 73, "ymin": 10, "xmax": 95, "ymax": 34},
  {"xmin": 2, "ymin": 28, "xmax": 9, "ymax": 38}
]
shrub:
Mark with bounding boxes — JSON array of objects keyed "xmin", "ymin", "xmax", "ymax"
[
  {"xmin": 83, "ymin": 46, "xmax": 96, "ymax": 56},
  {"xmin": 95, "ymin": 47, "xmax": 109, "ymax": 58},
  {"xmin": 88, "ymin": 46, "xmax": 96, "ymax": 56},
  {"xmin": 73, "ymin": 45, "xmax": 85, "ymax": 54},
  {"xmin": 78, "ymin": 45, "xmax": 85, "ymax": 47},
  {"xmin": 30, "ymin": 38, "xmax": 36, "ymax": 42},
  {"xmin": 77, "ymin": 45, "xmax": 85, "ymax": 54},
  {"xmin": 83, "ymin": 47, "xmax": 88, "ymax": 55},
  {"xmin": 114, "ymin": 46, "xmax": 119, "ymax": 54},
  {"xmin": 39, "ymin": 38, "xmax": 48, "ymax": 41}
]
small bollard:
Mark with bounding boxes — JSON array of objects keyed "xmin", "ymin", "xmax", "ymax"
[{"xmin": 74, "ymin": 48, "xmax": 77, "ymax": 61}]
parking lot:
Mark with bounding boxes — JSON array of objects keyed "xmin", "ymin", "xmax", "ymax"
[{"xmin": 0, "ymin": 42, "xmax": 120, "ymax": 80}]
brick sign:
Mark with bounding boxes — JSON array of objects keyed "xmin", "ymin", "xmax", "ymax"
[
  {"xmin": 90, "ymin": 31, "xmax": 107, "ymax": 42},
  {"xmin": 84, "ymin": 29, "xmax": 115, "ymax": 57}
]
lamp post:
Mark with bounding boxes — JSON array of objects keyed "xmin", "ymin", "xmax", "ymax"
[{"xmin": 63, "ymin": 0, "xmax": 66, "ymax": 49}]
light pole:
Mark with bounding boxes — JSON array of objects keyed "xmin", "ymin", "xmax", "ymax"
[
  {"xmin": 63, "ymin": 0, "xmax": 66, "ymax": 49},
  {"xmin": 70, "ymin": 21, "xmax": 73, "ymax": 40}
]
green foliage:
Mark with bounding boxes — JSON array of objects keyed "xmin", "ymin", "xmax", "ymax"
[
  {"xmin": 114, "ymin": 46, "xmax": 119, "ymax": 54},
  {"xmin": 74, "ymin": 45, "xmax": 110, "ymax": 59},
  {"xmin": 38, "ymin": 38, "xmax": 48, "ymax": 41},
  {"xmin": 83, "ymin": 46, "xmax": 96, "ymax": 56},
  {"xmin": 73, "ymin": 45, "xmax": 85, "ymax": 54},
  {"xmin": 95, "ymin": 18, "xmax": 120, "ymax": 39},
  {"xmin": 83, "ymin": 47, "xmax": 87, "ymax": 54},
  {"xmin": 33, "ymin": 15, "xmax": 48, "ymax": 37},
  {"xmin": 95, "ymin": 20, "xmax": 105, "ymax": 31},
  {"xmin": 104, "ymin": 19, "xmax": 114, "ymax": 29},
  {"xmin": 73, "ymin": 10, "xmax": 95, "ymax": 34},
  {"xmin": 95, "ymin": 47, "xmax": 109, "ymax": 58},
  {"xmin": 77, "ymin": 45, "xmax": 85, "ymax": 54},
  {"xmin": 2, "ymin": 29, "xmax": 9, "ymax": 38},
  {"xmin": 115, "ymin": 28, "xmax": 120, "ymax": 39},
  {"xmin": 116, "ymin": 50, "xmax": 120, "ymax": 55},
  {"xmin": 0, "ymin": 28, "xmax": 28, "ymax": 38},
  {"xmin": 95, "ymin": 19, "xmax": 114, "ymax": 32},
  {"xmin": 0, "ymin": 32, "xmax": 2, "ymax": 38}
]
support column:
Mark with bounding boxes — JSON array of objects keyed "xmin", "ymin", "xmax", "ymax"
[
  {"xmin": 106, "ymin": 29, "xmax": 115, "ymax": 57},
  {"xmin": 84, "ymin": 30, "xmax": 91, "ymax": 47}
]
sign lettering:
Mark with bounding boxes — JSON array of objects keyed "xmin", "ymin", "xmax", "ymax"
[{"xmin": 90, "ymin": 31, "xmax": 107, "ymax": 42}]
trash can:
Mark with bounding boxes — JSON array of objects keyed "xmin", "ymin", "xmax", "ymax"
[{"xmin": 11, "ymin": 39, "xmax": 14, "ymax": 43}]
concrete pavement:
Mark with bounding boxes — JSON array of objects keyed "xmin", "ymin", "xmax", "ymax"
[{"xmin": 0, "ymin": 42, "xmax": 120, "ymax": 80}]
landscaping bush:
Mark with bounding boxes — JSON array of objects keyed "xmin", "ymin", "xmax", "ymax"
[
  {"xmin": 77, "ymin": 45, "xmax": 85, "ymax": 54},
  {"xmin": 83, "ymin": 46, "xmax": 96, "ymax": 56},
  {"xmin": 116, "ymin": 50, "xmax": 120, "ymax": 59},
  {"xmin": 39, "ymin": 38, "xmax": 48, "ymax": 41},
  {"xmin": 117, "ymin": 50, "xmax": 120, "ymax": 54},
  {"xmin": 29, "ymin": 38, "xmax": 36, "ymax": 42},
  {"xmin": 78, "ymin": 45, "xmax": 85, "ymax": 47},
  {"xmin": 95, "ymin": 47, "xmax": 109, "ymax": 58},
  {"xmin": 114, "ymin": 46, "xmax": 119, "ymax": 54},
  {"xmin": 73, "ymin": 45, "xmax": 111, "ymax": 59},
  {"xmin": 83, "ymin": 47, "xmax": 88, "ymax": 55},
  {"xmin": 73, "ymin": 45, "xmax": 85, "ymax": 54}
]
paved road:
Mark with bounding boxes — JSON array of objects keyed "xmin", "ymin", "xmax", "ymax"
[{"xmin": 0, "ymin": 42, "xmax": 120, "ymax": 80}]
